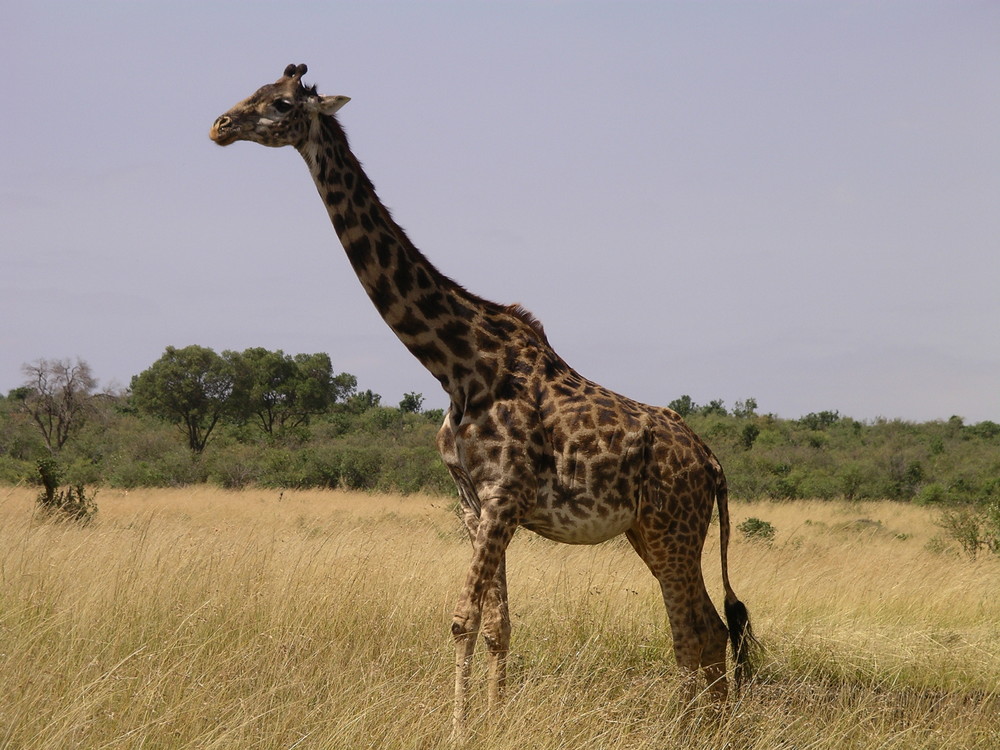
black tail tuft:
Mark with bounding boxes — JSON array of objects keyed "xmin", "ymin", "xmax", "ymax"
[{"xmin": 724, "ymin": 598, "xmax": 756, "ymax": 692}]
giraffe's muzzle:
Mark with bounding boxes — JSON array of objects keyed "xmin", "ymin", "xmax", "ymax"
[{"xmin": 210, "ymin": 116, "xmax": 236, "ymax": 145}]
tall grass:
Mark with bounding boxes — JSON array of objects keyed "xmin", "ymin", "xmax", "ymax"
[{"xmin": 1, "ymin": 487, "xmax": 997, "ymax": 748}]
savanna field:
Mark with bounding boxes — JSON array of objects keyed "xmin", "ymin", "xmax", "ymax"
[{"xmin": 1, "ymin": 485, "xmax": 998, "ymax": 749}]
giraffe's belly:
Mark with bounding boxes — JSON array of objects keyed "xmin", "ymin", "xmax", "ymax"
[{"xmin": 521, "ymin": 491, "xmax": 637, "ymax": 545}]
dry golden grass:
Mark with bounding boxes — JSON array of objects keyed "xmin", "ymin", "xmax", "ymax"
[{"xmin": 1, "ymin": 486, "xmax": 997, "ymax": 749}]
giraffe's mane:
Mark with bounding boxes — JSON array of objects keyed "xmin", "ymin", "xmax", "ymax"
[
  {"xmin": 316, "ymin": 104, "xmax": 552, "ymax": 352},
  {"xmin": 504, "ymin": 303, "xmax": 550, "ymax": 345}
]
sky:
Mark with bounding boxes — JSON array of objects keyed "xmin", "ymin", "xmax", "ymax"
[{"xmin": 3, "ymin": 2, "xmax": 998, "ymax": 423}]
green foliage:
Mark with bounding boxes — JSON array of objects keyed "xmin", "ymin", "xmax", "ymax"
[
  {"xmin": 700, "ymin": 398, "xmax": 728, "ymax": 417},
  {"xmin": 224, "ymin": 348, "xmax": 354, "ymax": 437},
  {"xmin": 739, "ymin": 423, "xmax": 760, "ymax": 450},
  {"xmin": 732, "ymin": 397, "xmax": 758, "ymax": 418},
  {"xmin": 131, "ymin": 345, "xmax": 234, "ymax": 452},
  {"xmin": 965, "ymin": 420, "xmax": 1000, "ymax": 439},
  {"xmin": 423, "ymin": 407, "xmax": 445, "ymax": 424},
  {"xmin": 398, "ymin": 391, "xmax": 424, "ymax": 413},
  {"xmin": 687, "ymin": 409, "xmax": 1000, "ymax": 504},
  {"xmin": 915, "ymin": 482, "xmax": 948, "ymax": 505},
  {"xmin": 196, "ymin": 404, "xmax": 449, "ymax": 494},
  {"xmin": 3, "ymin": 358, "xmax": 1000, "ymax": 503},
  {"xmin": 667, "ymin": 394, "xmax": 695, "ymax": 417},
  {"xmin": 670, "ymin": 395, "xmax": 759, "ymax": 420},
  {"xmin": 345, "ymin": 389, "xmax": 381, "ymax": 413},
  {"xmin": 937, "ymin": 503, "xmax": 1000, "ymax": 559},
  {"xmin": 737, "ymin": 517, "xmax": 776, "ymax": 543},
  {"xmin": 797, "ymin": 410, "xmax": 841, "ymax": 430},
  {"xmin": 338, "ymin": 445, "xmax": 385, "ymax": 490},
  {"xmin": 34, "ymin": 457, "xmax": 98, "ymax": 524}
]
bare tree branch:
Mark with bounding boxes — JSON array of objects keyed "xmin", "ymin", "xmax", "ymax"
[{"xmin": 21, "ymin": 357, "xmax": 98, "ymax": 452}]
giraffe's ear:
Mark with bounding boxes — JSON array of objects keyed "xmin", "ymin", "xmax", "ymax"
[{"xmin": 317, "ymin": 95, "xmax": 350, "ymax": 115}]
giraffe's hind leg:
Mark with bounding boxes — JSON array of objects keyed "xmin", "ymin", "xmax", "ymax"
[
  {"xmin": 626, "ymin": 529, "xmax": 730, "ymax": 704},
  {"xmin": 481, "ymin": 555, "xmax": 511, "ymax": 710},
  {"xmin": 694, "ymin": 584, "xmax": 730, "ymax": 702}
]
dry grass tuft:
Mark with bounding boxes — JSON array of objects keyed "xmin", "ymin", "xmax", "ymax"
[{"xmin": 1, "ymin": 487, "xmax": 997, "ymax": 748}]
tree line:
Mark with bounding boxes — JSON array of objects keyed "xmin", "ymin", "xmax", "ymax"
[{"xmin": 2, "ymin": 348, "xmax": 999, "ymax": 506}]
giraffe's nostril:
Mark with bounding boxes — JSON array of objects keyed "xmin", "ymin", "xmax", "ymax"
[{"xmin": 210, "ymin": 116, "xmax": 234, "ymax": 143}]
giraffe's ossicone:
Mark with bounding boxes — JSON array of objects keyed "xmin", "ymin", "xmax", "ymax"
[{"xmin": 211, "ymin": 64, "xmax": 755, "ymax": 739}]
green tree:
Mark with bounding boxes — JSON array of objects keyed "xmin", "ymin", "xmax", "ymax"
[
  {"xmin": 739, "ymin": 423, "xmax": 760, "ymax": 450},
  {"xmin": 668, "ymin": 394, "xmax": 696, "ymax": 418},
  {"xmin": 798, "ymin": 410, "xmax": 840, "ymax": 430},
  {"xmin": 345, "ymin": 389, "xmax": 382, "ymax": 414},
  {"xmin": 968, "ymin": 420, "xmax": 1000, "ymax": 439},
  {"xmin": 399, "ymin": 392, "xmax": 424, "ymax": 413},
  {"xmin": 227, "ymin": 347, "xmax": 295, "ymax": 435},
  {"xmin": 700, "ymin": 399, "xmax": 728, "ymax": 417},
  {"xmin": 20, "ymin": 357, "xmax": 98, "ymax": 453},
  {"xmin": 331, "ymin": 371, "xmax": 359, "ymax": 402},
  {"xmin": 733, "ymin": 397, "xmax": 758, "ymax": 418},
  {"xmin": 34, "ymin": 456, "xmax": 98, "ymax": 523},
  {"xmin": 226, "ymin": 349, "xmax": 351, "ymax": 436},
  {"xmin": 296, "ymin": 352, "xmax": 356, "ymax": 408},
  {"xmin": 130, "ymin": 345, "xmax": 234, "ymax": 452}
]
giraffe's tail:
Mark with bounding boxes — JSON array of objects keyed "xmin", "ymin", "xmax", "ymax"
[{"xmin": 715, "ymin": 461, "xmax": 757, "ymax": 692}]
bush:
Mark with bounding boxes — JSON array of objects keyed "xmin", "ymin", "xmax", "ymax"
[
  {"xmin": 207, "ymin": 444, "xmax": 263, "ymax": 489},
  {"xmin": 915, "ymin": 482, "xmax": 949, "ymax": 505},
  {"xmin": 106, "ymin": 447, "xmax": 204, "ymax": 488},
  {"xmin": 0, "ymin": 455, "xmax": 33, "ymax": 484},
  {"xmin": 376, "ymin": 445, "xmax": 453, "ymax": 495},
  {"xmin": 7, "ymin": 370, "xmax": 1000, "ymax": 500},
  {"xmin": 34, "ymin": 457, "xmax": 98, "ymax": 524},
  {"xmin": 339, "ymin": 446, "xmax": 384, "ymax": 490},
  {"xmin": 737, "ymin": 517, "xmax": 776, "ymax": 543},
  {"xmin": 937, "ymin": 503, "xmax": 1000, "ymax": 559},
  {"xmin": 256, "ymin": 445, "xmax": 340, "ymax": 489},
  {"xmin": 739, "ymin": 423, "xmax": 760, "ymax": 450},
  {"xmin": 296, "ymin": 444, "xmax": 344, "ymax": 489}
]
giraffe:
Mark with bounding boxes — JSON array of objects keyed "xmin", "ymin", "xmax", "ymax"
[{"xmin": 211, "ymin": 64, "xmax": 754, "ymax": 736}]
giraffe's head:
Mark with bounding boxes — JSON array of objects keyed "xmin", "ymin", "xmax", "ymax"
[{"xmin": 210, "ymin": 64, "xmax": 349, "ymax": 149}]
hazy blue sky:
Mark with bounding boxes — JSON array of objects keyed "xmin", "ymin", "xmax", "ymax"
[{"xmin": 4, "ymin": 2, "xmax": 998, "ymax": 422}]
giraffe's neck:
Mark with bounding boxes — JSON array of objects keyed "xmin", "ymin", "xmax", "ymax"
[{"xmin": 297, "ymin": 115, "xmax": 490, "ymax": 400}]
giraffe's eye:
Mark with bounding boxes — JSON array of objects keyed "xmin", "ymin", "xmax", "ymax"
[{"xmin": 273, "ymin": 99, "xmax": 294, "ymax": 114}]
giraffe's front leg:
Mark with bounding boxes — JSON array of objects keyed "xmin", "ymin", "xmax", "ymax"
[
  {"xmin": 452, "ymin": 618, "xmax": 477, "ymax": 742},
  {"xmin": 451, "ymin": 502, "xmax": 517, "ymax": 739}
]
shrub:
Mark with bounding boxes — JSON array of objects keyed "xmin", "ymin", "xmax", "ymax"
[
  {"xmin": 34, "ymin": 457, "xmax": 98, "ymax": 524},
  {"xmin": 256, "ymin": 445, "xmax": 341, "ymax": 489},
  {"xmin": 106, "ymin": 447, "xmax": 204, "ymax": 488},
  {"xmin": 208, "ymin": 444, "xmax": 263, "ymax": 489},
  {"xmin": 296, "ymin": 444, "xmax": 343, "ymax": 489},
  {"xmin": 737, "ymin": 517, "xmax": 776, "ymax": 543},
  {"xmin": 376, "ymin": 446, "xmax": 453, "ymax": 495},
  {"xmin": 0, "ymin": 454, "xmax": 33, "ymax": 484},
  {"xmin": 770, "ymin": 473, "xmax": 802, "ymax": 500},
  {"xmin": 739, "ymin": 423, "xmax": 760, "ymax": 450},
  {"xmin": 339, "ymin": 446, "xmax": 384, "ymax": 490},
  {"xmin": 915, "ymin": 482, "xmax": 949, "ymax": 505},
  {"xmin": 937, "ymin": 503, "xmax": 1000, "ymax": 559}
]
